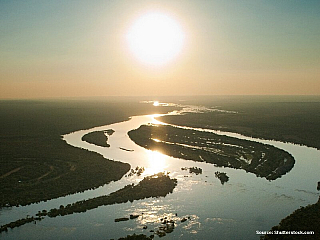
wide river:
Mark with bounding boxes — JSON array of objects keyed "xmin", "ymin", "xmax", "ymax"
[{"xmin": 1, "ymin": 103, "xmax": 320, "ymax": 240}]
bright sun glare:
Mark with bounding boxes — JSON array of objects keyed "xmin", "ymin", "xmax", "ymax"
[
  {"xmin": 126, "ymin": 12, "xmax": 185, "ymax": 66},
  {"xmin": 144, "ymin": 150, "xmax": 167, "ymax": 175}
]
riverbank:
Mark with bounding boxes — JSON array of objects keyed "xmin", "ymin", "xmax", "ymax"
[
  {"xmin": 263, "ymin": 196, "xmax": 320, "ymax": 239},
  {"xmin": 128, "ymin": 124, "xmax": 294, "ymax": 180},
  {"xmin": 0, "ymin": 99, "xmax": 178, "ymax": 207},
  {"xmin": 1, "ymin": 97, "xmax": 319, "ymax": 239},
  {"xmin": 158, "ymin": 96, "xmax": 320, "ymax": 150},
  {"xmin": 0, "ymin": 172, "xmax": 177, "ymax": 233}
]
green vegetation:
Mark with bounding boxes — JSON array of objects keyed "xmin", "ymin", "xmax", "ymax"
[
  {"xmin": 158, "ymin": 96, "xmax": 320, "ymax": 149},
  {"xmin": 125, "ymin": 167, "xmax": 145, "ymax": 177},
  {"xmin": 215, "ymin": 171, "xmax": 229, "ymax": 185},
  {"xmin": 45, "ymin": 172, "xmax": 177, "ymax": 217},
  {"xmin": 128, "ymin": 124, "xmax": 294, "ymax": 180},
  {"xmin": 0, "ymin": 99, "xmax": 178, "ymax": 207},
  {"xmin": 114, "ymin": 213, "xmax": 191, "ymax": 239},
  {"xmin": 117, "ymin": 234, "xmax": 154, "ymax": 240},
  {"xmin": 263, "ymin": 197, "xmax": 320, "ymax": 240},
  {"xmin": 0, "ymin": 173, "xmax": 177, "ymax": 232},
  {"xmin": 181, "ymin": 167, "xmax": 202, "ymax": 175},
  {"xmin": 0, "ymin": 140, "xmax": 130, "ymax": 207},
  {"xmin": 82, "ymin": 130, "xmax": 110, "ymax": 147}
]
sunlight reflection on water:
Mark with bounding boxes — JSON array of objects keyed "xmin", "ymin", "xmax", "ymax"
[
  {"xmin": 2, "ymin": 101, "xmax": 320, "ymax": 240},
  {"xmin": 144, "ymin": 150, "xmax": 168, "ymax": 175}
]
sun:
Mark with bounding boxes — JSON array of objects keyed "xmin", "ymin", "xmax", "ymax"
[{"xmin": 126, "ymin": 12, "xmax": 185, "ymax": 66}]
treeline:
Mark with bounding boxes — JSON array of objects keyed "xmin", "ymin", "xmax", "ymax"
[
  {"xmin": 158, "ymin": 100, "xmax": 320, "ymax": 150},
  {"xmin": 0, "ymin": 173, "xmax": 177, "ymax": 233},
  {"xmin": 117, "ymin": 234, "xmax": 153, "ymax": 240},
  {"xmin": 0, "ymin": 141, "xmax": 130, "ymax": 207},
  {"xmin": 263, "ymin": 197, "xmax": 320, "ymax": 239}
]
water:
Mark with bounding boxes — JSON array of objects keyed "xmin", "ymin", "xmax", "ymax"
[{"xmin": 1, "ymin": 102, "xmax": 319, "ymax": 240}]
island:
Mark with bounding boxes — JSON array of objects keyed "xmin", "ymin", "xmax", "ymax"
[
  {"xmin": 128, "ymin": 124, "xmax": 295, "ymax": 180},
  {"xmin": 215, "ymin": 171, "xmax": 229, "ymax": 185},
  {"xmin": 82, "ymin": 130, "xmax": 111, "ymax": 147},
  {"xmin": 0, "ymin": 172, "xmax": 177, "ymax": 232}
]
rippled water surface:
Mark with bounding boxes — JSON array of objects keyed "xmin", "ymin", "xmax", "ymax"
[{"xmin": 1, "ymin": 101, "xmax": 319, "ymax": 240}]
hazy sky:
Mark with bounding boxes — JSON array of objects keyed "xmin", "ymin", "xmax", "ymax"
[{"xmin": 1, "ymin": 0, "xmax": 319, "ymax": 99}]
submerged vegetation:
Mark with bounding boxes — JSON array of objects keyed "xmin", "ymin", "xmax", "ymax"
[
  {"xmin": 125, "ymin": 166, "xmax": 145, "ymax": 177},
  {"xmin": 129, "ymin": 124, "xmax": 294, "ymax": 180},
  {"xmin": 0, "ymin": 172, "xmax": 177, "ymax": 232},
  {"xmin": 114, "ymin": 213, "xmax": 192, "ymax": 239}
]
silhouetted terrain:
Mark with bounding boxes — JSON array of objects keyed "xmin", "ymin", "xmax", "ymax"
[
  {"xmin": 158, "ymin": 96, "xmax": 320, "ymax": 149},
  {"xmin": 129, "ymin": 124, "xmax": 294, "ymax": 180},
  {"xmin": 0, "ymin": 98, "xmax": 177, "ymax": 207}
]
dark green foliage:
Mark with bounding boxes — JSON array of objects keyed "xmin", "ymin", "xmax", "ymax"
[
  {"xmin": 114, "ymin": 217, "xmax": 130, "ymax": 222},
  {"xmin": 263, "ymin": 197, "xmax": 320, "ymax": 240},
  {"xmin": 128, "ymin": 124, "xmax": 295, "ymax": 180},
  {"xmin": 0, "ymin": 140, "xmax": 130, "ymax": 207},
  {"xmin": 45, "ymin": 172, "xmax": 177, "ymax": 217},
  {"xmin": 0, "ymin": 173, "xmax": 177, "ymax": 232},
  {"xmin": 82, "ymin": 130, "xmax": 110, "ymax": 147},
  {"xmin": 0, "ymin": 99, "xmax": 178, "ymax": 207},
  {"xmin": 0, "ymin": 216, "xmax": 42, "ymax": 233},
  {"xmin": 181, "ymin": 167, "xmax": 202, "ymax": 175},
  {"xmin": 215, "ymin": 171, "xmax": 229, "ymax": 185},
  {"xmin": 158, "ymin": 96, "xmax": 320, "ymax": 150},
  {"xmin": 118, "ymin": 233, "xmax": 154, "ymax": 240}
]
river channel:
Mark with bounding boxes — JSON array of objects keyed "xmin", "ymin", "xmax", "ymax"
[{"xmin": 1, "ymin": 102, "xmax": 319, "ymax": 240}]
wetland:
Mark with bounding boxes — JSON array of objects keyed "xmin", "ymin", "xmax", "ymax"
[
  {"xmin": 128, "ymin": 124, "xmax": 294, "ymax": 180},
  {"xmin": 0, "ymin": 96, "xmax": 320, "ymax": 239}
]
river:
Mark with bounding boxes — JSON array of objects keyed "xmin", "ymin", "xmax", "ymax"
[{"xmin": 1, "ymin": 102, "xmax": 319, "ymax": 240}]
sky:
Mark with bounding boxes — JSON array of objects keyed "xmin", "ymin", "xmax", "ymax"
[{"xmin": 0, "ymin": 0, "xmax": 320, "ymax": 99}]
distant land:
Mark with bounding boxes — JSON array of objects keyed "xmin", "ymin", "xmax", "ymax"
[
  {"xmin": 0, "ymin": 96, "xmax": 319, "ymax": 239},
  {"xmin": 158, "ymin": 95, "xmax": 320, "ymax": 149}
]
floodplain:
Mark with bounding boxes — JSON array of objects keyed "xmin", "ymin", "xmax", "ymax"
[{"xmin": 0, "ymin": 96, "xmax": 319, "ymax": 239}]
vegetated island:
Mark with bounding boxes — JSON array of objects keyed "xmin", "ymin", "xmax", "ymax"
[
  {"xmin": 0, "ymin": 172, "xmax": 177, "ymax": 233},
  {"xmin": 125, "ymin": 167, "xmax": 145, "ymax": 177},
  {"xmin": 82, "ymin": 130, "xmax": 111, "ymax": 147},
  {"xmin": 181, "ymin": 167, "xmax": 202, "ymax": 175},
  {"xmin": 113, "ymin": 214, "xmax": 193, "ymax": 239},
  {"xmin": 215, "ymin": 171, "xmax": 229, "ymax": 185},
  {"xmin": 128, "ymin": 124, "xmax": 295, "ymax": 180},
  {"xmin": 262, "ymin": 196, "xmax": 320, "ymax": 240}
]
